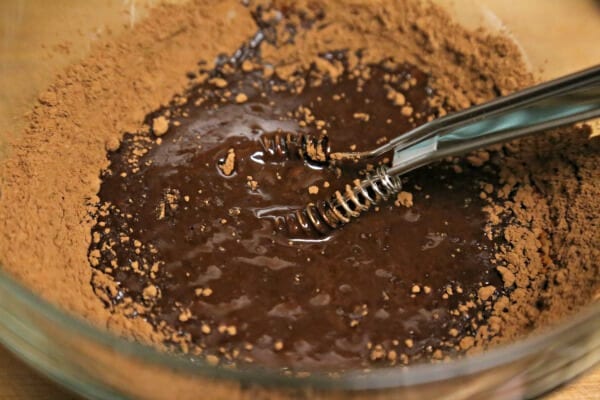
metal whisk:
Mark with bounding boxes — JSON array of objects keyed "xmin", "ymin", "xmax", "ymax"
[
  {"xmin": 260, "ymin": 132, "xmax": 330, "ymax": 164},
  {"xmin": 289, "ymin": 65, "xmax": 600, "ymax": 235},
  {"xmin": 286, "ymin": 166, "xmax": 401, "ymax": 235}
]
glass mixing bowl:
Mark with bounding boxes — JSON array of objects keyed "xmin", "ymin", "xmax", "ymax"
[{"xmin": 0, "ymin": 1, "xmax": 599, "ymax": 399}]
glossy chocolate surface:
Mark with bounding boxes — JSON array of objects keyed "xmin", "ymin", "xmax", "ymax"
[{"xmin": 90, "ymin": 56, "xmax": 502, "ymax": 370}]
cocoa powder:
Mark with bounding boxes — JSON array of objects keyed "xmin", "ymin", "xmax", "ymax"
[
  {"xmin": 0, "ymin": 0, "xmax": 257, "ymax": 343},
  {"xmin": 0, "ymin": 0, "xmax": 597, "ymax": 367}
]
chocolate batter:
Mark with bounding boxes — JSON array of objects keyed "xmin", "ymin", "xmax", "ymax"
[{"xmin": 90, "ymin": 54, "xmax": 506, "ymax": 370}]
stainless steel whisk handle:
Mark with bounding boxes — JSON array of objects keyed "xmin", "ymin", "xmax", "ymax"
[{"xmin": 389, "ymin": 64, "xmax": 600, "ymax": 176}]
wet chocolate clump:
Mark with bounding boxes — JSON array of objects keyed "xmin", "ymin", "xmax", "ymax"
[{"xmin": 89, "ymin": 53, "xmax": 506, "ymax": 371}]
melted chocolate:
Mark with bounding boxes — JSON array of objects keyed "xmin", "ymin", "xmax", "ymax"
[{"xmin": 90, "ymin": 55, "xmax": 503, "ymax": 371}]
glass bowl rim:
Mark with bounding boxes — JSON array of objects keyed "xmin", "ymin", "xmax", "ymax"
[{"xmin": 0, "ymin": 265, "xmax": 598, "ymax": 390}]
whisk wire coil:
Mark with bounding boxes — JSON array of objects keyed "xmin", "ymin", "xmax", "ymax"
[
  {"xmin": 292, "ymin": 166, "xmax": 402, "ymax": 235},
  {"xmin": 260, "ymin": 132, "xmax": 330, "ymax": 164}
]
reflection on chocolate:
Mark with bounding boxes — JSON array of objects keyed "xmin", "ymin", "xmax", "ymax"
[{"xmin": 89, "ymin": 54, "xmax": 504, "ymax": 371}]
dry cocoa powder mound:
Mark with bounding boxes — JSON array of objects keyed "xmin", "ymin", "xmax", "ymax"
[
  {"xmin": 479, "ymin": 128, "xmax": 600, "ymax": 347},
  {"xmin": 0, "ymin": 0, "xmax": 597, "ymax": 362},
  {"xmin": 254, "ymin": 0, "xmax": 532, "ymax": 109}
]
